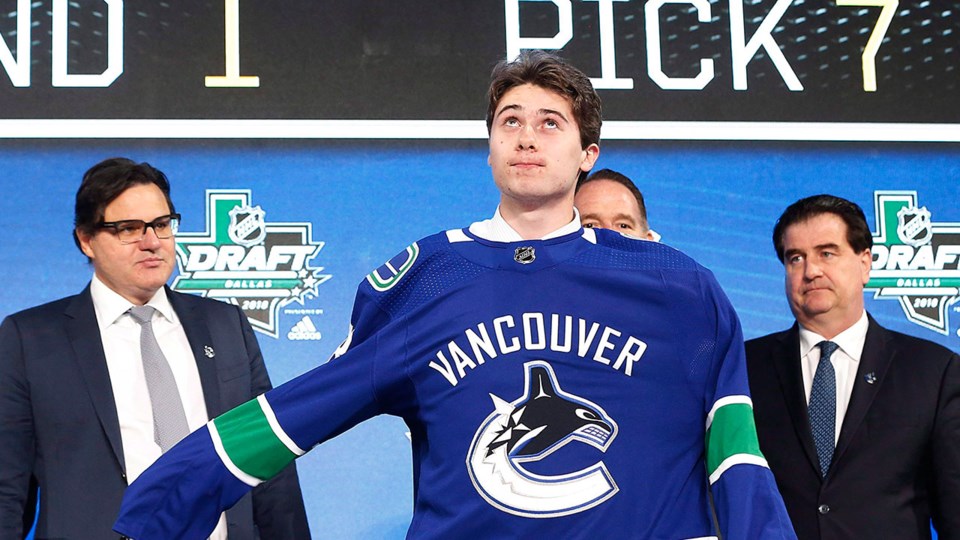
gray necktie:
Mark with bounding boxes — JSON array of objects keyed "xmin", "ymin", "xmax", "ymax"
[
  {"xmin": 809, "ymin": 340, "xmax": 838, "ymax": 478},
  {"xmin": 129, "ymin": 305, "xmax": 190, "ymax": 452}
]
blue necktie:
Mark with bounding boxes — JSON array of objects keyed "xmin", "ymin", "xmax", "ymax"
[{"xmin": 809, "ymin": 340, "xmax": 838, "ymax": 478}]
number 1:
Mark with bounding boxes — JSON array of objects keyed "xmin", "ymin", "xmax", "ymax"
[{"xmin": 205, "ymin": 0, "xmax": 259, "ymax": 87}]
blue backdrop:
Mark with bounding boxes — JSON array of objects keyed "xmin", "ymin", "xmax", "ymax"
[{"xmin": 1, "ymin": 140, "xmax": 958, "ymax": 537}]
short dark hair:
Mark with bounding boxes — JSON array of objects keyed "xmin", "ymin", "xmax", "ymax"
[
  {"xmin": 772, "ymin": 194, "xmax": 873, "ymax": 263},
  {"xmin": 577, "ymin": 168, "xmax": 649, "ymax": 230},
  {"xmin": 486, "ymin": 50, "xmax": 602, "ymax": 151},
  {"xmin": 73, "ymin": 157, "xmax": 175, "ymax": 253}
]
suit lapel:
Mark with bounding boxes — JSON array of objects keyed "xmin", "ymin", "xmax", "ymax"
[
  {"xmin": 771, "ymin": 325, "xmax": 823, "ymax": 477},
  {"xmin": 833, "ymin": 315, "xmax": 893, "ymax": 466},
  {"xmin": 64, "ymin": 287, "xmax": 125, "ymax": 470},
  {"xmin": 167, "ymin": 288, "xmax": 222, "ymax": 418}
]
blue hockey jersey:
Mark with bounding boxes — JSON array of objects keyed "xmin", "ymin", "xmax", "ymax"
[{"xmin": 114, "ymin": 226, "xmax": 796, "ymax": 539}]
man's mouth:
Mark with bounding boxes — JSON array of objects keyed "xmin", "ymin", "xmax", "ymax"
[
  {"xmin": 139, "ymin": 257, "xmax": 165, "ymax": 267},
  {"xmin": 511, "ymin": 158, "xmax": 545, "ymax": 168}
]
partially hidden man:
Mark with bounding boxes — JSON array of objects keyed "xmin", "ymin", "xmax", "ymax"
[
  {"xmin": 0, "ymin": 158, "xmax": 310, "ymax": 539},
  {"xmin": 115, "ymin": 52, "xmax": 796, "ymax": 539},
  {"xmin": 575, "ymin": 167, "xmax": 659, "ymax": 241},
  {"xmin": 746, "ymin": 194, "xmax": 960, "ymax": 539}
]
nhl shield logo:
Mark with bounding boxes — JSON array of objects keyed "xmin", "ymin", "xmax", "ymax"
[
  {"xmin": 514, "ymin": 246, "xmax": 536, "ymax": 265},
  {"xmin": 896, "ymin": 205, "xmax": 932, "ymax": 247},
  {"xmin": 228, "ymin": 205, "xmax": 267, "ymax": 247}
]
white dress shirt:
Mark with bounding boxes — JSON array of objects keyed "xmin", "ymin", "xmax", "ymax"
[
  {"xmin": 90, "ymin": 276, "xmax": 228, "ymax": 539},
  {"xmin": 468, "ymin": 206, "xmax": 583, "ymax": 241},
  {"xmin": 798, "ymin": 310, "xmax": 869, "ymax": 445}
]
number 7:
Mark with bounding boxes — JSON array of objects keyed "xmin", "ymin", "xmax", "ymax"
[{"xmin": 836, "ymin": 0, "xmax": 898, "ymax": 92}]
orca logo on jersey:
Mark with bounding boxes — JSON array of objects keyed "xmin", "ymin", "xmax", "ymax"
[{"xmin": 466, "ymin": 361, "xmax": 619, "ymax": 517}]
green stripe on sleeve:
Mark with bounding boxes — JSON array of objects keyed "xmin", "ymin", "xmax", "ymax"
[
  {"xmin": 705, "ymin": 402, "xmax": 765, "ymax": 477},
  {"xmin": 213, "ymin": 399, "xmax": 298, "ymax": 480}
]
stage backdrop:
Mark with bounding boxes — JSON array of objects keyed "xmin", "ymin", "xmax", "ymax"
[{"xmin": 1, "ymin": 1, "xmax": 958, "ymax": 538}]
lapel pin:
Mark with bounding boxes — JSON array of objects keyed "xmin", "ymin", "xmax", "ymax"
[
  {"xmin": 204, "ymin": 345, "xmax": 216, "ymax": 358},
  {"xmin": 864, "ymin": 372, "xmax": 877, "ymax": 385}
]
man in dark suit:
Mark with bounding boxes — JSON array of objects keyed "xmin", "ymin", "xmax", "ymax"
[
  {"xmin": 746, "ymin": 194, "xmax": 960, "ymax": 539},
  {"xmin": 0, "ymin": 158, "xmax": 310, "ymax": 539}
]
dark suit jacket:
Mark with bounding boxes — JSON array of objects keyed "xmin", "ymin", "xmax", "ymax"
[
  {"xmin": 746, "ymin": 315, "xmax": 960, "ymax": 540},
  {"xmin": 0, "ymin": 285, "xmax": 311, "ymax": 539}
]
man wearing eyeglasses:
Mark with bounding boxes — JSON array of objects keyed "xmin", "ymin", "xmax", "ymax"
[{"xmin": 0, "ymin": 157, "xmax": 310, "ymax": 539}]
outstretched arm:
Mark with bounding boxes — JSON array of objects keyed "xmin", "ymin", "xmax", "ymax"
[
  {"xmin": 697, "ymin": 271, "xmax": 797, "ymax": 539},
  {"xmin": 115, "ymin": 287, "xmax": 404, "ymax": 539}
]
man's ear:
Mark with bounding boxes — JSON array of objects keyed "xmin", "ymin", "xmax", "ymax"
[
  {"xmin": 579, "ymin": 143, "xmax": 600, "ymax": 172},
  {"xmin": 859, "ymin": 248, "xmax": 872, "ymax": 285},
  {"xmin": 76, "ymin": 228, "xmax": 96, "ymax": 260}
]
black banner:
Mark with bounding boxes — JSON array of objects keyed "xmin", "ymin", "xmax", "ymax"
[{"xmin": 0, "ymin": 0, "xmax": 956, "ymax": 123}]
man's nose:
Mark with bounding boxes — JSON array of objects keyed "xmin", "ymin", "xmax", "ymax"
[
  {"xmin": 517, "ymin": 124, "xmax": 536, "ymax": 149},
  {"xmin": 803, "ymin": 260, "xmax": 823, "ymax": 279},
  {"xmin": 138, "ymin": 226, "xmax": 162, "ymax": 248}
]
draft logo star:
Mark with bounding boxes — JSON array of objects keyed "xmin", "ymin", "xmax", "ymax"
[
  {"xmin": 867, "ymin": 191, "xmax": 960, "ymax": 335},
  {"xmin": 173, "ymin": 190, "xmax": 331, "ymax": 338}
]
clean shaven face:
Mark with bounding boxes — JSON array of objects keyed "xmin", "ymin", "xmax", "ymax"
[
  {"xmin": 575, "ymin": 179, "xmax": 653, "ymax": 240},
  {"xmin": 78, "ymin": 183, "xmax": 177, "ymax": 305},
  {"xmin": 488, "ymin": 83, "xmax": 599, "ymax": 211},
  {"xmin": 782, "ymin": 212, "xmax": 871, "ymax": 338}
]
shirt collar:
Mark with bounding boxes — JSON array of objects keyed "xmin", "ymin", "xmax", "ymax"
[
  {"xmin": 468, "ymin": 206, "xmax": 582, "ymax": 242},
  {"xmin": 90, "ymin": 275, "xmax": 176, "ymax": 330},
  {"xmin": 798, "ymin": 310, "xmax": 869, "ymax": 361}
]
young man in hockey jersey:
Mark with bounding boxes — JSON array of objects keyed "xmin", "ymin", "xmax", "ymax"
[{"xmin": 114, "ymin": 51, "xmax": 796, "ymax": 539}]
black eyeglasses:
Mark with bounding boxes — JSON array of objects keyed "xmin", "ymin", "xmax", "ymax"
[{"xmin": 97, "ymin": 214, "xmax": 181, "ymax": 244}]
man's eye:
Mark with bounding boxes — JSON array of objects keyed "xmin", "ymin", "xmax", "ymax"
[
  {"xmin": 154, "ymin": 221, "xmax": 170, "ymax": 231},
  {"xmin": 504, "ymin": 118, "xmax": 520, "ymax": 127},
  {"xmin": 118, "ymin": 224, "xmax": 140, "ymax": 234},
  {"xmin": 544, "ymin": 120, "xmax": 558, "ymax": 129},
  {"xmin": 583, "ymin": 223, "xmax": 596, "ymax": 228},
  {"xmin": 618, "ymin": 223, "xmax": 633, "ymax": 230}
]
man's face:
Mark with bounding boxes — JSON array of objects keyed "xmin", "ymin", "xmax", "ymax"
[
  {"xmin": 488, "ymin": 83, "xmax": 599, "ymax": 210},
  {"xmin": 781, "ymin": 212, "xmax": 871, "ymax": 337},
  {"xmin": 575, "ymin": 179, "xmax": 653, "ymax": 240},
  {"xmin": 77, "ymin": 183, "xmax": 176, "ymax": 305}
]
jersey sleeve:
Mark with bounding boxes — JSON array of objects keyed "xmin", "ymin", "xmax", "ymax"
[
  {"xmin": 697, "ymin": 269, "xmax": 798, "ymax": 539},
  {"xmin": 114, "ymin": 250, "xmax": 417, "ymax": 539}
]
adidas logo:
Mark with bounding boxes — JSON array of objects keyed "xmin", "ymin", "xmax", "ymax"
[{"xmin": 287, "ymin": 316, "xmax": 322, "ymax": 341}]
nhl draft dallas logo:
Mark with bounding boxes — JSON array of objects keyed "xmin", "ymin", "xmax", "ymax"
[
  {"xmin": 173, "ymin": 190, "xmax": 331, "ymax": 338},
  {"xmin": 867, "ymin": 191, "xmax": 960, "ymax": 336},
  {"xmin": 466, "ymin": 361, "xmax": 619, "ymax": 518}
]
